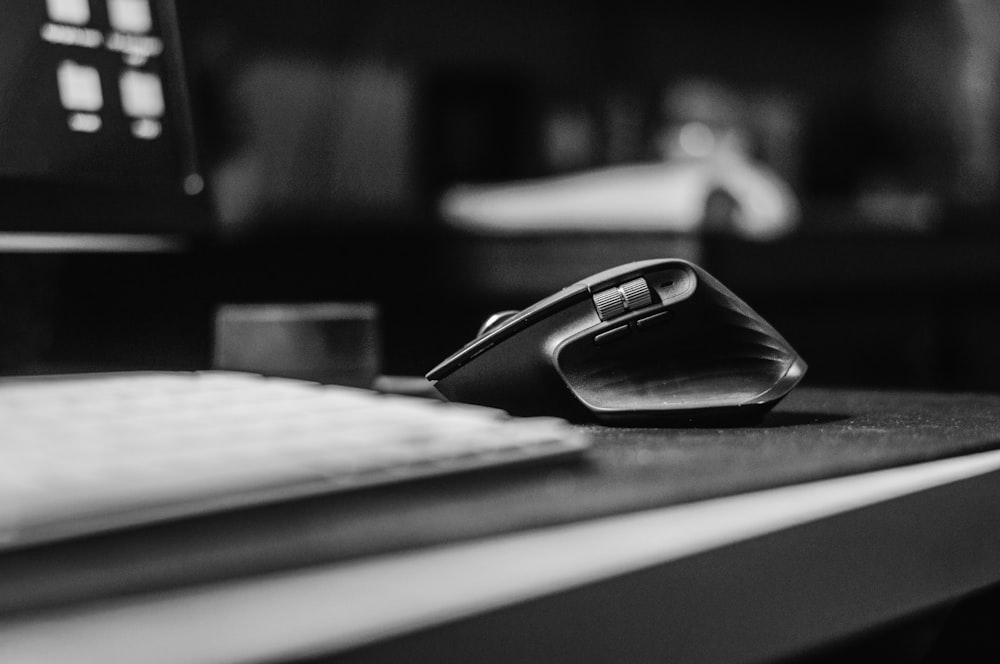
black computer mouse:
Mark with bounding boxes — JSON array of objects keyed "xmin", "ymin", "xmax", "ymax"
[{"xmin": 426, "ymin": 258, "xmax": 806, "ymax": 425}]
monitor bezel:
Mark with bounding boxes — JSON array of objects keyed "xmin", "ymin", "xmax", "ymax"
[{"xmin": 0, "ymin": 0, "xmax": 209, "ymax": 245}]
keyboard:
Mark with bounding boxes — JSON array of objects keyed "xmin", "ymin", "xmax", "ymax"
[{"xmin": 0, "ymin": 371, "xmax": 589, "ymax": 550}]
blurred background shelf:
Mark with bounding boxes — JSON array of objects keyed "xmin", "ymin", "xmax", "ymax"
[
  {"xmin": 7, "ymin": 218, "xmax": 1000, "ymax": 392},
  {"xmin": 3, "ymin": 0, "xmax": 999, "ymax": 394}
]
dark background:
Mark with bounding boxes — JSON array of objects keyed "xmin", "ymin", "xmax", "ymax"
[
  {"xmin": 2, "ymin": 4, "xmax": 1000, "ymax": 661},
  {"xmin": 2, "ymin": 0, "xmax": 999, "ymax": 391}
]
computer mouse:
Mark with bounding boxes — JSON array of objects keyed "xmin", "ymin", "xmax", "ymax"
[{"xmin": 426, "ymin": 258, "xmax": 806, "ymax": 425}]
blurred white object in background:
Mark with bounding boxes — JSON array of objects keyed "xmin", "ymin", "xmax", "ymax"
[
  {"xmin": 441, "ymin": 79, "xmax": 800, "ymax": 241},
  {"xmin": 441, "ymin": 157, "xmax": 798, "ymax": 240}
]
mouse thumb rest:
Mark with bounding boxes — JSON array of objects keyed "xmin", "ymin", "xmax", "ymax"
[{"xmin": 427, "ymin": 259, "xmax": 806, "ymax": 425}]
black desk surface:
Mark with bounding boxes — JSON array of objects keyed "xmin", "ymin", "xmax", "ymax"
[{"xmin": 4, "ymin": 386, "xmax": 1000, "ymax": 617}]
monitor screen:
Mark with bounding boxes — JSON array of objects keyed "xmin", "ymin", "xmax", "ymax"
[{"xmin": 0, "ymin": 0, "xmax": 207, "ymax": 239}]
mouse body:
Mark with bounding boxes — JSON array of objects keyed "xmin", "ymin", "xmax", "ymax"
[{"xmin": 426, "ymin": 258, "xmax": 806, "ymax": 425}]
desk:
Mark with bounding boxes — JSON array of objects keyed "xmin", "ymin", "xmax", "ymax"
[{"xmin": 3, "ymin": 388, "xmax": 1000, "ymax": 663}]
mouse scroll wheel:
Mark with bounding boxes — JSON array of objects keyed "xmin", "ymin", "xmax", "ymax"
[{"xmin": 592, "ymin": 277, "xmax": 653, "ymax": 321}]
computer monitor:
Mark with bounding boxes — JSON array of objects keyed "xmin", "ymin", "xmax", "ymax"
[{"xmin": 0, "ymin": 0, "xmax": 207, "ymax": 247}]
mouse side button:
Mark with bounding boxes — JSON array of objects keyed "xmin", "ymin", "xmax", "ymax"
[
  {"xmin": 636, "ymin": 309, "xmax": 672, "ymax": 329},
  {"xmin": 594, "ymin": 324, "xmax": 631, "ymax": 345}
]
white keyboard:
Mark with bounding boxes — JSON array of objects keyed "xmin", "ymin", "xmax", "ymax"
[{"xmin": 0, "ymin": 371, "xmax": 589, "ymax": 549}]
